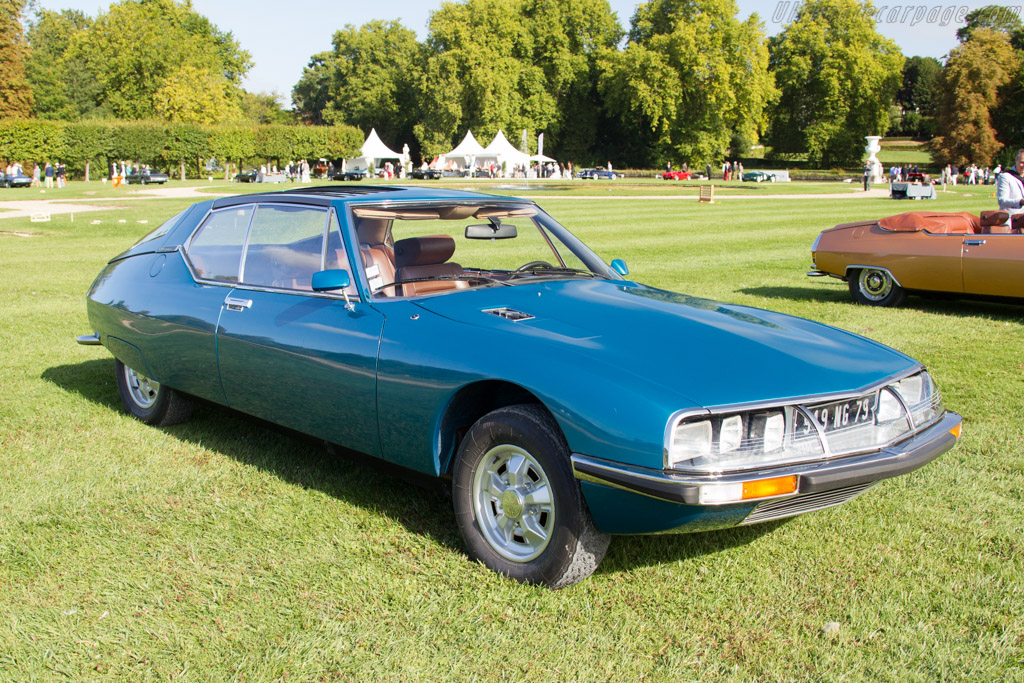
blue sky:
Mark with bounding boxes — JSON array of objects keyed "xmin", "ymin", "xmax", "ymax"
[{"xmin": 36, "ymin": 1, "xmax": 1006, "ymax": 105}]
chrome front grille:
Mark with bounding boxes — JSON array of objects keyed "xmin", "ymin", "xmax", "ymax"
[{"xmin": 740, "ymin": 482, "xmax": 878, "ymax": 525}]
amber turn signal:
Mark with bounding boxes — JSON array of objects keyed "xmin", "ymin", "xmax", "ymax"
[
  {"xmin": 949, "ymin": 423, "xmax": 962, "ymax": 439},
  {"xmin": 742, "ymin": 475, "xmax": 799, "ymax": 500}
]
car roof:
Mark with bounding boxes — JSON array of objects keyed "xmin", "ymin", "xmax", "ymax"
[{"xmin": 211, "ymin": 185, "xmax": 516, "ymax": 210}]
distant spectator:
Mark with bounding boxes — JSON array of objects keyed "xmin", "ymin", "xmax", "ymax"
[
  {"xmin": 44, "ymin": 162, "xmax": 54, "ymax": 188},
  {"xmin": 996, "ymin": 148, "xmax": 1024, "ymax": 217},
  {"xmin": 32, "ymin": 163, "xmax": 40, "ymax": 187}
]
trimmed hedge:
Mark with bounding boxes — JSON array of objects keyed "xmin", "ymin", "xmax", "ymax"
[{"xmin": 0, "ymin": 119, "xmax": 363, "ymax": 179}]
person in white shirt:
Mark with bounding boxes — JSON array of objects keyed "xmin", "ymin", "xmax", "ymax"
[{"xmin": 996, "ymin": 148, "xmax": 1024, "ymax": 217}]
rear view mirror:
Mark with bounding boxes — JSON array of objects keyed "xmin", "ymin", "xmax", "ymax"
[{"xmin": 465, "ymin": 222, "xmax": 518, "ymax": 240}]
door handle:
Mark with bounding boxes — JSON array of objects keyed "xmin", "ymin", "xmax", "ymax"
[
  {"xmin": 964, "ymin": 239, "xmax": 986, "ymax": 246},
  {"xmin": 224, "ymin": 296, "xmax": 252, "ymax": 311}
]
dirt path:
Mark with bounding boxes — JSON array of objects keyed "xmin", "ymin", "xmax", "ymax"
[{"xmin": 0, "ymin": 185, "xmax": 231, "ymax": 220}]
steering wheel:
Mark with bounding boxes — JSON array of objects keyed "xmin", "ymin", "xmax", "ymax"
[{"xmin": 515, "ymin": 260, "xmax": 555, "ymax": 272}]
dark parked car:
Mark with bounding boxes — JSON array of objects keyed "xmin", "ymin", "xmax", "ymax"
[
  {"xmin": 1, "ymin": 171, "xmax": 32, "ymax": 188},
  {"xmin": 330, "ymin": 170, "xmax": 366, "ymax": 181},
  {"xmin": 742, "ymin": 171, "xmax": 776, "ymax": 183},
  {"xmin": 125, "ymin": 170, "xmax": 169, "ymax": 185},
  {"xmin": 77, "ymin": 185, "xmax": 961, "ymax": 588},
  {"xmin": 410, "ymin": 168, "xmax": 443, "ymax": 180},
  {"xmin": 577, "ymin": 168, "xmax": 619, "ymax": 180},
  {"xmin": 234, "ymin": 170, "xmax": 287, "ymax": 183}
]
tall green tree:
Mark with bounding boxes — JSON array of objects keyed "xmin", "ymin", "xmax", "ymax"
[
  {"xmin": 292, "ymin": 51, "xmax": 335, "ymax": 126},
  {"xmin": 932, "ymin": 29, "xmax": 1018, "ymax": 166},
  {"xmin": 301, "ymin": 20, "xmax": 424, "ymax": 156},
  {"xmin": 597, "ymin": 0, "xmax": 775, "ymax": 167},
  {"xmin": 890, "ymin": 55, "xmax": 941, "ymax": 137},
  {"xmin": 25, "ymin": 9, "xmax": 97, "ymax": 120},
  {"xmin": 63, "ymin": 0, "xmax": 251, "ymax": 122},
  {"xmin": 956, "ymin": 4, "xmax": 1023, "ymax": 42},
  {"xmin": 416, "ymin": 0, "xmax": 621, "ymax": 159},
  {"xmin": 0, "ymin": 0, "xmax": 34, "ymax": 119},
  {"xmin": 767, "ymin": 0, "xmax": 903, "ymax": 167}
]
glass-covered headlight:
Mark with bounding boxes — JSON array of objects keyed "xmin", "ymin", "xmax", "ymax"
[
  {"xmin": 667, "ymin": 408, "xmax": 825, "ymax": 473},
  {"xmin": 893, "ymin": 371, "xmax": 941, "ymax": 427},
  {"xmin": 666, "ymin": 370, "xmax": 945, "ymax": 474}
]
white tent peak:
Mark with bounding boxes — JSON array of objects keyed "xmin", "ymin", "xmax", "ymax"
[
  {"xmin": 361, "ymin": 128, "xmax": 403, "ymax": 159},
  {"xmin": 482, "ymin": 130, "xmax": 525, "ymax": 157},
  {"xmin": 445, "ymin": 130, "xmax": 486, "ymax": 158}
]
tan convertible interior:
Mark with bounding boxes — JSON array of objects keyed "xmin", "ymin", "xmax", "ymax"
[{"xmin": 878, "ymin": 211, "xmax": 1023, "ymax": 234}]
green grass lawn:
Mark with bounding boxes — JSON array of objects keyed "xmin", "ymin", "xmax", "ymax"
[{"xmin": 0, "ymin": 187, "xmax": 1020, "ymax": 679}]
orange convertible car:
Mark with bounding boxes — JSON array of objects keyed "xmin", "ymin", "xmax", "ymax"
[{"xmin": 808, "ymin": 211, "xmax": 1024, "ymax": 306}]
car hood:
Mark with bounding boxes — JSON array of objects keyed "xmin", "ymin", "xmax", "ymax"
[{"xmin": 411, "ymin": 279, "xmax": 916, "ymax": 408}]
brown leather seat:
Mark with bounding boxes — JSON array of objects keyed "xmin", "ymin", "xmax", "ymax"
[
  {"xmin": 354, "ymin": 217, "xmax": 398, "ymax": 296},
  {"xmin": 980, "ymin": 210, "xmax": 1009, "ymax": 227},
  {"xmin": 361, "ymin": 244, "xmax": 397, "ymax": 296},
  {"xmin": 393, "ymin": 235, "xmax": 469, "ymax": 296}
]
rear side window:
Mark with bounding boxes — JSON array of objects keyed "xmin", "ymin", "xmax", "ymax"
[
  {"xmin": 134, "ymin": 208, "xmax": 187, "ymax": 247},
  {"xmin": 241, "ymin": 205, "xmax": 327, "ymax": 290},
  {"xmin": 186, "ymin": 206, "xmax": 254, "ymax": 282}
]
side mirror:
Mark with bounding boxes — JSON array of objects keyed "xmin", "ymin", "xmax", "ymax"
[
  {"xmin": 312, "ymin": 269, "xmax": 351, "ymax": 292},
  {"xmin": 466, "ymin": 222, "xmax": 518, "ymax": 239},
  {"xmin": 610, "ymin": 258, "xmax": 629, "ymax": 276}
]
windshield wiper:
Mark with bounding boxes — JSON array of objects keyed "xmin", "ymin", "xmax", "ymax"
[
  {"xmin": 373, "ymin": 273, "xmax": 509, "ymax": 294},
  {"xmin": 506, "ymin": 267, "xmax": 599, "ymax": 281}
]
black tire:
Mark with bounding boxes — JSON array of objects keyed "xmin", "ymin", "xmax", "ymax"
[
  {"xmin": 848, "ymin": 268, "xmax": 907, "ymax": 307},
  {"xmin": 452, "ymin": 404, "xmax": 610, "ymax": 589},
  {"xmin": 114, "ymin": 358, "xmax": 193, "ymax": 426}
]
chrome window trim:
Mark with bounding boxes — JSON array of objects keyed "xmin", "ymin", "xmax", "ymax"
[
  {"xmin": 182, "ymin": 202, "xmax": 361, "ymax": 301},
  {"xmin": 663, "ymin": 365, "xmax": 929, "ymax": 474},
  {"xmin": 843, "ymin": 265, "xmax": 904, "ymax": 288}
]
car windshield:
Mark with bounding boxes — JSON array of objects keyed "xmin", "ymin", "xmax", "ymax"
[{"xmin": 349, "ymin": 201, "xmax": 617, "ymax": 298}]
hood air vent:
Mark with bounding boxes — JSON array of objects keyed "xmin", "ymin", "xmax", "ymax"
[{"xmin": 483, "ymin": 307, "xmax": 535, "ymax": 322}]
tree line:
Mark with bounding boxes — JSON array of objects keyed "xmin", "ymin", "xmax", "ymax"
[
  {"xmin": 2, "ymin": 0, "xmax": 1024, "ymax": 170},
  {"xmin": 0, "ymin": 119, "xmax": 362, "ymax": 179}
]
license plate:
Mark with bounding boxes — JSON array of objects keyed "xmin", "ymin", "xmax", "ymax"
[{"xmin": 798, "ymin": 395, "xmax": 877, "ymax": 434}]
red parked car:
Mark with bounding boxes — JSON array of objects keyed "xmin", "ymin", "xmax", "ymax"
[{"xmin": 662, "ymin": 170, "xmax": 692, "ymax": 180}]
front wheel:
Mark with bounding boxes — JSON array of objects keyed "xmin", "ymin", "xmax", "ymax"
[
  {"xmin": 452, "ymin": 405, "xmax": 610, "ymax": 589},
  {"xmin": 115, "ymin": 359, "xmax": 193, "ymax": 425},
  {"xmin": 849, "ymin": 268, "xmax": 906, "ymax": 307}
]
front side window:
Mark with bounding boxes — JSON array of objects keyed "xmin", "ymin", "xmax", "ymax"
[
  {"xmin": 241, "ymin": 205, "xmax": 327, "ymax": 290},
  {"xmin": 187, "ymin": 206, "xmax": 254, "ymax": 282}
]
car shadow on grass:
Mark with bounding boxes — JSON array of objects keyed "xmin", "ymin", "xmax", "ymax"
[
  {"xmin": 741, "ymin": 285, "xmax": 1024, "ymax": 319},
  {"xmin": 45, "ymin": 357, "xmax": 796, "ymax": 579}
]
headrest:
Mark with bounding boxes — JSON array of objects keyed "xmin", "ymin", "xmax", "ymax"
[
  {"xmin": 394, "ymin": 235, "xmax": 456, "ymax": 268},
  {"xmin": 356, "ymin": 217, "xmax": 390, "ymax": 245},
  {"xmin": 981, "ymin": 210, "xmax": 1009, "ymax": 227}
]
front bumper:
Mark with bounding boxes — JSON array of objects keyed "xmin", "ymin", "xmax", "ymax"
[{"xmin": 571, "ymin": 411, "xmax": 961, "ymax": 506}]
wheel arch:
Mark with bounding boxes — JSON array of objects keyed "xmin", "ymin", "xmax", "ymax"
[
  {"xmin": 844, "ymin": 264, "xmax": 904, "ymax": 288},
  {"xmin": 437, "ymin": 380, "xmax": 554, "ymax": 477}
]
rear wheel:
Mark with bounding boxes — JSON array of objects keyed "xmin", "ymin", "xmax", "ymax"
[
  {"xmin": 115, "ymin": 359, "xmax": 193, "ymax": 426},
  {"xmin": 849, "ymin": 268, "xmax": 906, "ymax": 307},
  {"xmin": 452, "ymin": 405, "xmax": 609, "ymax": 588}
]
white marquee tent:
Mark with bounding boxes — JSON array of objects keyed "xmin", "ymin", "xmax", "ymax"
[
  {"xmin": 479, "ymin": 130, "xmax": 530, "ymax": 172},
  {"xmin": 442, "ymin": 130, "xmax": 486, "ymax": 169},
  {"xmin": 346, "ymin": 128, "xmax": 406, "ymax": 173}
]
